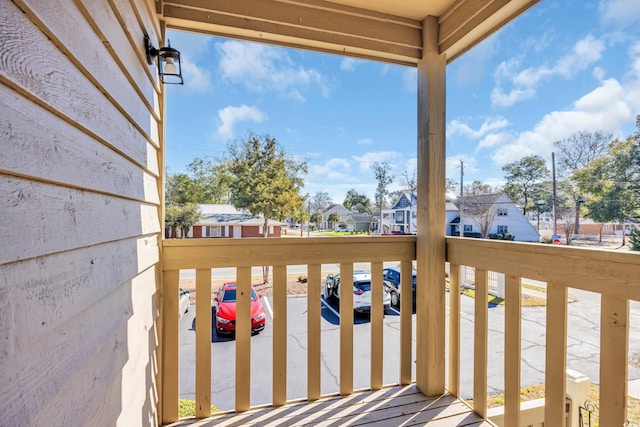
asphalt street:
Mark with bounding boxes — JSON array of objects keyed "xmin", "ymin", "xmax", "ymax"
[{"xmin": 178, "ymin": 290, "xmax": 640, "ymax": 412}]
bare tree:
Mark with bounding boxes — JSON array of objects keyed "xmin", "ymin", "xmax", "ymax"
[
  {"xmin": 471, "ymin": 206, "xmax": 498, "ymax": 238},
  {"xmin": 463, "ymin": 194, "xmax": 498, "ymax": 238},
  {"xmin": 555, "ymin": 130, "xmax": 613, "ymax": 236}
]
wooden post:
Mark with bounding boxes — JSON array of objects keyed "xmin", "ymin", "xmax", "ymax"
[
  {"xmin": 272, "ymin": 265, "xmax": 287, "ymax": 406},
  {"xmin": 416, "ymin": 15, "xmax": 447, "ymax": 396},
  {"xmin": 195, "ymin": 269, "xmax": 212, "ymax": 417},
  {"xmin": 544, "ymin": 282, "xmax": 567, "ymax": 426},
  {"xmin": 504, "ymin": 275, "xmax": 521, "ymax": 426},
  {"xmin": 340, "ymin": 263, "xmax": 354, "ymax": 395},
  {"xmin": 162, "ymin": 269, "xmax": 179, "ymax": 422},
  {"xmin": 307, "ymin": 264, "xmax": 322, "ymax": 400}
]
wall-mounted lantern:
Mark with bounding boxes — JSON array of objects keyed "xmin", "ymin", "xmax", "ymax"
[{"xmin": 145, "ymin": 35, "xmax": 183, "ymax": 85}]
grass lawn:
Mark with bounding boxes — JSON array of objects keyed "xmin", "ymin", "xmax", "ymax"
[
  {"xmin": 179, "ymin": 400, "xmax": 220, "ymax": 418},
  {"xmin": 475, "ymin": 383, "xmax": 640, "ymax": 426}
]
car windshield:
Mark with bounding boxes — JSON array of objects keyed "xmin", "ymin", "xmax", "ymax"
[
  {"xmin": 221, "ymin": 287, "xmax": 258, "ymax": 302},
  {"xmin": 354, "ymin": 281, "xmax": 371, "ymax": 292}
]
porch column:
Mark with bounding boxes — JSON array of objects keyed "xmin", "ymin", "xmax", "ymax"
[{"xmin": 416, "ymin": 15, "xmax": 446, "ymax": 396}]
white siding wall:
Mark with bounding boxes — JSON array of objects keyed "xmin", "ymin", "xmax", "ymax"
[{"xmin": 0, "ymin": 0, "xmax": 162, "ymax": 425}]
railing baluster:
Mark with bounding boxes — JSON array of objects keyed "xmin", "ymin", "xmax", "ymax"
[
  {"xmin": 272, "ymin": 265, "xmax": 287, "ymax": 406},
  {"xmin": 599, "ymin": 294, "xmax": 629, "ymax": 425},
  {"xmin": 448, "ymin": 263, "xmax": 460, "ymax": 396},
  {"xmin": 162, "ymin": 269, "xmax": 180, "ymax": 422},
  {"xmin": 400, "ymin": 259, "xmax": 413, "ymax": 385},
  {"xmin": 307, "ymin": 264, "xmax": 322, "ymax": 401},
  {"xmin": 340, "ymin": 263, "xmax": 354, "ymax": 395},
  {"xmin": 544, "ymin": 282, "xmax": 567, "ymax": 426},
  {"xmin": 473, "ymin": 268, "xmax": 488, "ymax": 419},
  {"xmin": 235, "ymin": 267, "xmax": 252, "ymax": 412},
  {"xmin": 370, "ymin": 262, "xmax": 384, "ymax": 390},
  {"xmin": 504, "ymin": 274, "xmax": 521, "ymax": 426},
  {"xmin": 195, "ymin": 269, "xmax": 212, "ymax": 418}
]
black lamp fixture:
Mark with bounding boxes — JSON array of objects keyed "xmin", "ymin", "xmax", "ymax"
[{"xmin": 145, "ymin": 35, "xmax": 183, "ymax": 85}]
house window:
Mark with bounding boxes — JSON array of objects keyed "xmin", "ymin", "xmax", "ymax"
[
  {"xmin": 497, "ymin": 208, "xmax": 508, "ymax": 216},
  {"xmin": 269, "ymin": 225, "xmax": 274, "ymax": 234},
  {"xmin": 463, "ymin": 224, "xmax": 473, "ymax": 232},
  {"xmin": 497, "ymin": 225, "xmax": 508, "ymax": 234},
  {"xmin": 204, "ymin": 226, "xmax": 225, "ymax": 237},
  {"xmin": 396, "ymin": 211, "xmax": 405, "ymax": 224}
]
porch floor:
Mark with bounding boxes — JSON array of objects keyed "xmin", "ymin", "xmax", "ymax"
[{"xmin": 166, "ymin": 385, "xmax": 494, "ymax": 426}]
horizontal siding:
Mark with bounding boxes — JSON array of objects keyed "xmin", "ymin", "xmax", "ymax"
[
  {"xmin": 0, "ymin": 84, "xmax": 159, "ymax": 203},
  {"xmin": 0, "ymin": 0, "xmax": 159, "ymax": 175},
  {"xmin": 1, "ymin": 0, "xmax": 162, "ymax": 425},
  {"xmin": 0, "ymin": 175, "xmax": 160, "ymax": 265},
  {"xmin": 0, "ymin": 236, "xmax": 159, "ymax": 361}
]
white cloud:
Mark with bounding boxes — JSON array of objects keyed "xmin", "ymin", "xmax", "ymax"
[
  {"xmin": 217, "ymin": 40, "xmax": 328, "ymax": 99},
  {"xmin": 490, "ymin": 75, "xmax": 636, "ymax": 166},
  {"xmin": 476, "ymin": 132, "xmax": 513, "ymax": 151},
  {"xmin": 352, "ymin": 151, "xmax": 402, "ymax": 172},
  {"xmin": 357, "ymin": 138, "xmax": 373, "ymax": 145},
  {"xmin": 340, "ymin": 58, "xmax": 358, "ymax": 71},
  {"xmin": 216, "ymin": 105, "xmax": 266, "ymax": 140},
  {"xmin": 402, "ymin": 68, "xmax": 417, "ymax": 92},
  {"xmin": 181, "ymin": 61, "xmax": 211, "ymax": 92},
  {"xmin": 600, "ymin": 0, "xmax": 640, "ymax": 27},
  {"xmin": 448, "ymin": 117, "xmax": 510, "ymax": 139},
  {"xmin": 491, "ymin": 36, "xmax": 605, "ymax": 107}
]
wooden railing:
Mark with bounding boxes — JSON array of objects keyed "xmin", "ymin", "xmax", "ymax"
[
  {"xmin": 160, "ymin": 236, "xmax": 416, "ymax": 423},
  {"xmin": 446, "ymin": 237, "xmax": 640, "ymax": 426}
]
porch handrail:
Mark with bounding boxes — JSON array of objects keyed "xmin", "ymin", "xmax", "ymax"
[
  {"xmin": 446, "ymin": 236, "xmax": 640, "ymax": 427},
  {"xmin": 160, "ymin": 236, "xmax": 416, "ymax": 422}
]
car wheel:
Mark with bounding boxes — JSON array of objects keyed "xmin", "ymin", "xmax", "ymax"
[{"xmin": 391, "ymin": 291, "xmax": 399, "ymax": 308}]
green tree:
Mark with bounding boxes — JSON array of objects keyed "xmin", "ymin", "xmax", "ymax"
[
  {"xmin": 166, "ymin": 173, "xmax": 196, "ymax": 205},
  {"xmin": 310, "ymin": 211, "xmax": 323, "ymax": 230},
  {"xmin": 343, "ymin": 189, "xmax": 372, "ymax": 213},
  {"xmin": 630, "ymin": 228, "xmax": 640, "ymax": 251},
  {"xmin": 575, "ymin": 127, "xmax": 640, "ymax": 246},
  {"xmin": 371, "ymin": 162, "xmax": 393, "ymax": 233},
  {"xmin": 328, "ymin": 211, "xmax": 341, "ymax": 230},
  {"xmin": 227, "ymin": 134, "xmax": 308, "ymax": 281},
  {"xmin": 164, "ymin": 203, "xmax": 201, "ymax": 238},
  {"xmin": 502, "ymin": 155, "xmax": 550, "ymax": 215}
]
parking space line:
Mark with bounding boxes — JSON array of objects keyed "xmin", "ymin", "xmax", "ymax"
[
  {"xmin": 321, "ymin": 297, "xmax": 341, "ymax": 318},
  {"xmin": 388, "ymin": 306, "xmax": 400, "ymax": 316}
]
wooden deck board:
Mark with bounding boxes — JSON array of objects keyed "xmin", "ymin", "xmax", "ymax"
[{"xmin": 165, "ymin": 386, "xmax": 494, "ymax": 426}]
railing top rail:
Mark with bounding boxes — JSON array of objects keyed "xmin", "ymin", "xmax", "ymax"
[
  {"xmin": 162, "ymin": 235, "xmax": 416, "ymax": 270},
  {"xmin": 446, "ymin": 237, "xmax": 640, "ymax": 300}
]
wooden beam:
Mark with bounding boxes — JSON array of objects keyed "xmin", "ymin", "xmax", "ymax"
[
  {"xmin": 599, "ymin": 295, "xmax": 629, "ymax": 425},
  {"xmin": 235, "ymin": 267, "xmax": 252, "ymax": 412},
  {"xmin": 544, "ymin": 282, "xmax": 567, "ymax": 426},
  {"xmin": 161, "ymin": 270, "xmax": 179, "ymax": 422},
  {"xmin": 439, "ymin": 0, "xmax": 540, "ymax": 62},
  {"xmin": 307, "ymin": 264, "xmax": 321, "ymax": 401},
  {"xmin": 162, "ymin": 0, "xmax": 422, "ymax": 65},
  {"xmin": 415, "ymin": 15, "xmax": 446, "ymax": 397},
  {"xmin": 370, "ymin": 262, "xmax": 384, "ymax": 390},
  {"xmin": 504, "ymin": 275, "xmax": 521, "ymax": 427},
  {"xmin": 195, "ymin": 269, "xmax": 212, "ymax": 417},
  {"xmin": 339, "ymin": 263, "xmax": 354, "ymax": 396},
  {"xmin": 473, "ymin": 269, "xmax": 488, "ymax": 419},
  {"xmin": 448, "ymin": 264, "xmax": 461, "ymax": 397},
  {"xmin": 272, "ymin": 265, "xmax": 287, "ymax": 406}
]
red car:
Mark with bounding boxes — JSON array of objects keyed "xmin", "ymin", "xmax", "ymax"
[{"xmin": 214, "ymin": 282, "xmax": 266, "ymax": 336}]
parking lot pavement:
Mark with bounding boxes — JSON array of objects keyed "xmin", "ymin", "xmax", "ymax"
[{"xmin": 179, "ymin": 293, "xmax": 640, "ymax": 410}]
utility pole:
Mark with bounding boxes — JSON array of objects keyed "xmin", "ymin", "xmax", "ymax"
[
  {"xmin": 552, "ymin": 152, "xmax": 557, "ymax": 236},
  {"xmin": 460, "ymin": 160, "xmax": 464, "ymax": 237}
]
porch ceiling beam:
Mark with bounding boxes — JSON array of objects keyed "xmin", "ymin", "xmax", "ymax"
[
  {"xmin": 439, "ymin": 0, "xmax": 540, "ymax": 62},
  {"xmin": 161, "ymin": 0, "xmax": 423, "ymax": 66}
]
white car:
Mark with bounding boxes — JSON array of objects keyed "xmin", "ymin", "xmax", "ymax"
[{"xmin": 323, "ymin": 270, "xmax": 391, "ymax": 313}]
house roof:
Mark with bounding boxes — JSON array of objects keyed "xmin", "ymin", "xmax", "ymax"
[
  {"xmin": 196, "ymin": 204, "xmax": 284, "ymax": 226},
  {"xmin": 345, "ymin": 213, "xmax": 372, "ymax": 223}
]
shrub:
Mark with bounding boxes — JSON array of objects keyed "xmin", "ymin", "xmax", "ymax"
[{"xmin": 630, "ymin": 228, "xmax": 640, "ymax": 251}]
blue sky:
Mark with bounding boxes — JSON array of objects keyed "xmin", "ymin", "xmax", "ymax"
[{"xmin": 165, "ymin": 0, "xmax": 640, "ymax": 204}]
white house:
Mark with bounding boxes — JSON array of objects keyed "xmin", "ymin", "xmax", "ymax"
[
  {"xmin": 452, "ymin": 193, "xmax": 540, "ymax": 241},
  {"xmin": 319, "ymin": 203, "xmax": 352, "ymax": 230},
  {"xmin": 389, "ymin": 193, "xmax": 540, "ymax": 241}
]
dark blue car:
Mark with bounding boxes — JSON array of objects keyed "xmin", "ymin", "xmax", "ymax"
[{"xmin": 382, "ymin": 267, "xmax": 417, "ymax": 308}]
